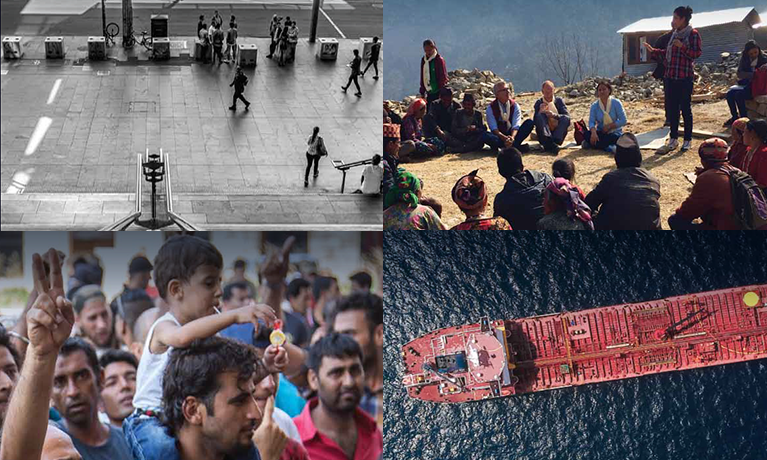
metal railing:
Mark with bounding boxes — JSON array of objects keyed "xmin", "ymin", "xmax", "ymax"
[{"xmin": 164, "ymin": 150, "xmax": 198, "ymax": 231}]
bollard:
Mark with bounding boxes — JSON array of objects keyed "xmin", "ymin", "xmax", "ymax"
[
  {"xmin": 153, "ymin": 37, "xmax": 170, "ymax": 60},
  {"xmin": 316, "ymin": 38, "xmax": 338, "ymax": 61},
  {"xmin": 238, "ymin": 44, "xmax": 257, "ymax": 67},
  {"xmin": 87, "ymin": 36, "xmax": 106, "ymax": 60},
  {"xmin": 2, "ymin": 37, "xmax": 23, "ymax": 59},
  {"xmin": 358, "ymin": 37, "xmax": 374, "ymax": 60},
  {"xmin": 45, "ymin": 37, "xmax": 64, "ymax": 59}
]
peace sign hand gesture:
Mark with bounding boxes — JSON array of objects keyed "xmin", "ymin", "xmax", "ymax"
[
  {"xmin": 27, "ymin": 249, "xmax": 75, "ymax": 359},
  {"xmin": 259, "ymin": 236, "xmax": 296, "ymax": 286}
]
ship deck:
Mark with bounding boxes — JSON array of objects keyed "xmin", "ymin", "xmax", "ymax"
[{"xmin": 402, "ymin": 285, "xmax": 767, "ymax": 403}]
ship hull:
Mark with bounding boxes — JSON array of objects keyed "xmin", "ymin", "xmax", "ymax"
[{"xmin": 401, "ymin": 285, "xmax": 767, "ymax": 403}]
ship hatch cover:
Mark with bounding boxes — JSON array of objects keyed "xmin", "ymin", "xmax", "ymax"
[{"xmin": 465, "ymin": 333, "xmax": 505, "ymax": 383}]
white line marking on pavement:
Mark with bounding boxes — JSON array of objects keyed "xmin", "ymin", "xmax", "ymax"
[
  {"xmin": 1, "ymin": 70, "xmax": 8, "ymax": 75},
  {"xmin": 25, "ymin": 117, "xmax": 53, "ymax": 156},
  {"xmin": 47, "ymin": 78, "xmax": 62, "ymax": 104},
  {"xmin": 5, "ymin": 168, "xmax": 35, "ymax": 194},
  {"xmin": 320, "ymin": 8, "xmax": 345, "ymax": 39}
]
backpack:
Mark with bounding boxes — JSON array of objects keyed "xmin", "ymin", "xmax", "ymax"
[
  {"xmin": 573, "ymin": 119, "xmax": 588, "ymax": 145},
  {"xmin": 724, "ymin": 167, "xmax": 767, "ymax": 230},
  {"xmin": 752, "ymin": 67, "xmax": 767, "ymax": 98}
]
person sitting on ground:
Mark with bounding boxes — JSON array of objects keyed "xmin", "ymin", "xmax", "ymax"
[
  {"xmin": 583, "ymin": 80, "xmax": 627, "ymax": 154},
  {"xmin": 585, "ymin": 133, "xmax": 662, "ymax": 230},
  {"xmin": 668, "ymin": 138, "xmax": 742, "ymax": 230},
  {"xmin": 401, "ymin": 98, "xmax": 446, "ymax": 157},
  {"xmin": 450, "ymin": 93, "xmax": 492, "ymax": 154},
  {"xmin": 450, "ymin": 170, "xmax": 512, "ymax": 230},
  {"xmin": 383, "ymin": 170, "xmax": 446, "ymax": 230},
  {"xmin": 383, "ymin": 123, "xmax": 402, "ymax": 200},
  {"xmin": 485, "ymin": 81, "xmax": 535, "ymax": 153},
  {"xmin": 99, "ymin": 350, "xmax": 138, "ymax": 429},
  {"xmin": 493, "ymin": 147, "xmax": 552, "ymax": 230},
  {"xmin": 534, "ymin": 81, "xmax": 571, "ymax": 154},
  {"xmin": 728, "ymin": 118, "xmax": 750, "ymax": 171},
  {"xmin": 384, "ymin": 102, "xmax": 402, "ymax": 125},
  {"xmin": 741, "ymin": 118, "xmax": 767, "ymax": 188},
  {"xmin": 537, "ymin": 178, "xmax": 594, "ymax": 230},
  {"xmin": 355, "ymin": 155, "xmax": 383, "ymax": 195},
  {"xmin": 550, "ymin": 159, "xmax": 585, "ymax": 201},
  {"xmin": 419, "ymin": 39, "xmax": 448, "ymax": 107},
  {"xmin": 423, "ymin": 87, "xmax": 461, "ymax": 149},
  {"xmin": 725, "ymin": 40, "xmax": 767, "ymax": 127}
]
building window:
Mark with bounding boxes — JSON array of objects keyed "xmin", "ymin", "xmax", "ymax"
[
  {"xmin": 262, "ymin": 232, "xmax": 308, "ymax": 254},
  {"xmin": 70, "ymin": 232, "xmax": 115, "ymax": 255},
  {"xmin": 626, "ymin": 33, "xmax": 664, "ymax": 65},
  {"xmin": 0, "ymin": 232, "xmax": 23, "ymax": 278}
]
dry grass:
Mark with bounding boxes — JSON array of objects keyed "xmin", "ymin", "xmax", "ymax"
[{"xmin": 404, "ymin": 96, "xmax": 732, "ymax": 229}]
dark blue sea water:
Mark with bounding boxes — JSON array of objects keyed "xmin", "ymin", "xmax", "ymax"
[{"xmin": 384, "ymin": 232, "xmax": 767, "ymax": 460}]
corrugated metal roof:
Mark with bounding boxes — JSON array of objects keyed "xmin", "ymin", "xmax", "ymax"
[{"xmin": 618, "ymin": 7, "xmax": 757, "ymax": 34}]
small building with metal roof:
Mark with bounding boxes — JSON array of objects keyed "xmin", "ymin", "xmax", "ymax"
[{"xmin": 617, "ymin": 7, "xmax": 762, "ymax": 76}]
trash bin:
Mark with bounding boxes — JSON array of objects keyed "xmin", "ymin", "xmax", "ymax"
[
  {"xmin": 316, "ymin": 38, "xmax": 338, "ymax": 61},
  {"xmin": 359, "ymin": 37, "xmax": 374, "ymax": 60},
  {"xmin": 2, "ymin": 37, "xmax": 23, "ymax": 59},
  {"xmin": 194, "ymin": 39, "xmax": 205, "ymax": 61},
  {"xmin": 45, "ymin": 37, "xmax": 64, "ymax": 59},
  {"xmin": 153, "ymin": 37, "xmax": 170, "ymax": 59},
  {"xmin": 238, "ymin": 44, "xmax": 257, "ymax": 67},
  {"xmin": 151, "ymin": 14, "xmax": 169, "ymax": 38},
  {"xmin": 87, "ymin": 36, "xmax": 106, "ymax": 60}
]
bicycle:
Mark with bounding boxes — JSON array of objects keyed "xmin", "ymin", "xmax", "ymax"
[
  {"xmin": 105, "ymin": 21, "xmax": 120, "ymax": 46},
  {"xmin": 104, "ymin": 22, "xmax": 152, "ymax": 53}
]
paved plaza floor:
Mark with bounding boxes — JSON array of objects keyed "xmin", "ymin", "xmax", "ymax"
[{"xmin": 1, "ymin": 36, "xmax": 383, "ymax": 229}]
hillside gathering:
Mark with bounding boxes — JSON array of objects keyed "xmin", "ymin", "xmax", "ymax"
[{"xmin": 383, "ymin": 5, "xmax": 767, "ymax": 230}]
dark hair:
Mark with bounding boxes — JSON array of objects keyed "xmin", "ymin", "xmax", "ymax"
[
  {"xmin": 161, "ymin": 337, "xmax": 259, "ymax": 435},
  {"xmin": 615, "ymin": 144, "xmax": 643, "ymax": 168},
  {"xmin": 99, "ymin": 349, "xmax": 138, "ymax": 372},
  {"xmin": 60, "ymin": 337, "xmax": 100, "ymax": 378},
  {"xmin": 306, "ymin": 333, "xmax": 363, "ymax": 373},
  {"xmin": 329, "ymin": 292, "xmax": 383, "ymax": 334},
  {"xmin": 287, "ymin": 278, "xmax": 311, "ymax": 300},
  {"xmin": 747, "ymin": 119, "xmax": 767, "ymax": 144},
  {"xmin": 0, "ymin": 326, "xmax": 21, "ymax": 369},
  {"xmin": 113, "ymin": 288, "xmax": 153, "ymax": 336},
  {"xmin": 222, "ymin": 281, "xmax": 250, "ymax": 302},
  {"xmin": 373, "ymin": 36, "xmax": 379, "ymax": 41},
  {"xmin": 353, "ymin": 49, "xmax": 359, "ymax": 55},
  {"xmin": 154, "ymin": 235, "xmax": 223, "ymax": 300},
  {"xmin": 233, "ymin": 259, "xmax": 247, "ymax": 270},
  {"xmin": 313, "ymin": 276, "xmax": 335, "ymax": 301},
  {"xmin": 199, "ymin": 15, "xmax": 204, "ymax": 20},
  {"xmin": 311, "ymin": 126, "xmax": 320, "ymax": 143},
  {"xmin": 372, "ymin": 154, "xmax": 382, "ymax": 166},
  {"xmin": 552, "ymin": 158, "xmax": 576, "ymax": 181},
  {"xmin": 596, "ymin": 80, "xmax": 613, "ymax": 96},
  {"xmin": 349, "ymin": 271, "xmax": 372, "ymax": 290},
  {"xmin": 423, "ymin": 39, "xmax": 435, "ymax": 48},
  {"xmin": 497, "ymin": 147, "xmax": 524, "ymax": 178},
  {"xmin": 673, "ymin": 6, "xmax": 693, "ymax": 25},
  {"xmin": 384, "ymin": 137, "xmax": 399, "ymax": 151}
]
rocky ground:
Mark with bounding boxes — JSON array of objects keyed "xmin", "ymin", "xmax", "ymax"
[{"xmin": 385, "ymin": 52, "xmax": 741, "ymax": 229}]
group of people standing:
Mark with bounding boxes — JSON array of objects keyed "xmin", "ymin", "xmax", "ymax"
[
  {"xmin": 267, "ymin": 15, "xmax": 300, "ymax": 66},
  {"xmin": 197, "ymin": 11, "xmax": 239, "ymax": 65}
]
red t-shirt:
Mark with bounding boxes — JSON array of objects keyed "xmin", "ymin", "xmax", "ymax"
[
  {"xmin": 281, "ymin": 438, "xmax": 310, "ymax": 460},
  {"xmin": 743, "ymin": 145, "xmax": 767, "ymax": 189},
  {"xmin": 293, "ymin": 398, "xmax": 383, "ymax": 460}
]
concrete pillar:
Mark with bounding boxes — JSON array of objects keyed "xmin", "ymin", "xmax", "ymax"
[
  {"xmin": 123, "ymin": 0, "xmax": 134, "ymax": 47},
  {"xmin": 309, "ymin": 0, "xmax": 320, "ymax": 43}
]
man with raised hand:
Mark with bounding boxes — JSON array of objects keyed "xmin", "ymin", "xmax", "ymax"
[{"xmin": 0, "ymin": 248, "xmax": 82, "ymax": 460}]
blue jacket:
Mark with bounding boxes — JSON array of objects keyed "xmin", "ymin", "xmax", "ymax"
[{"xmin": 588, "ymin": 98, "xmax": 627, "ymax": 135}]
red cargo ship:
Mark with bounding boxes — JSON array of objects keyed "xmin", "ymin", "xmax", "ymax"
[{"xmin": 401, "ymin": 285, "xmax": 767, "ymax": 403}]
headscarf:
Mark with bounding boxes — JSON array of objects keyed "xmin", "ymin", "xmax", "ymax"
[
  {"xmin": 731, "ymin": 117, "xmax": 748, "ymax": 144},
  {"xmin": 545, "ymin": 177, "xmax": 594, "ymax": 229},
  {"xmin": 383, "ymin": 123, "xmax": 400, "ymax": 139},
  {"xmin": 451, "ymin": 169, "xmax": 487, "ymax": 212},
  {"xmin": 384, "ymin": 170, "xmax": 421, "ymax": 209},
  {"xmin": 405, "ymin": 98, "xmax": 427, "ymax": 118},
  {"xmin": 698, "ymin": 138, "xmax": 729, "ymax": 165}
]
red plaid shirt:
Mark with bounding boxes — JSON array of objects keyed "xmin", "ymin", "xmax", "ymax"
[{"xmin": 652, "ymin": 29, "xmax": 702, "ymax": 80}]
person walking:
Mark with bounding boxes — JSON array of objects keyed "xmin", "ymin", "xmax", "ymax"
[
  {"xmin": 211, "ymin": 24, "xmax": 225, "ymax": 65},
  {"xmin": 229, "ymin": 67, "xmax": 250, "ymax": 111},
  {"xmin": 361, "ymin": 36, "xmax": 381, "ymax": 80},
  {"xmin": 342, "ymin": 49, "xmax": 363, "ymax": 97},
  {"xmin": 305, "ymin": 126, "xmax": 327, "ymax": 187},
  {"xmin": 225, "ymin": 21, "xmax": 238, "ymax": 63}
]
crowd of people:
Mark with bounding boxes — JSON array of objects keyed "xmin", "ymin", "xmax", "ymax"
[
  {"xmin": 383, "ymin": 5, "xmax": 767, "ymax": 230},
  {"xmin": 197, "ymin": 11, "xmax": 242, "ymax": 65},
  {"xmin": 0, "ymin": 236, "xmax": 383, "ymax": 460}
]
